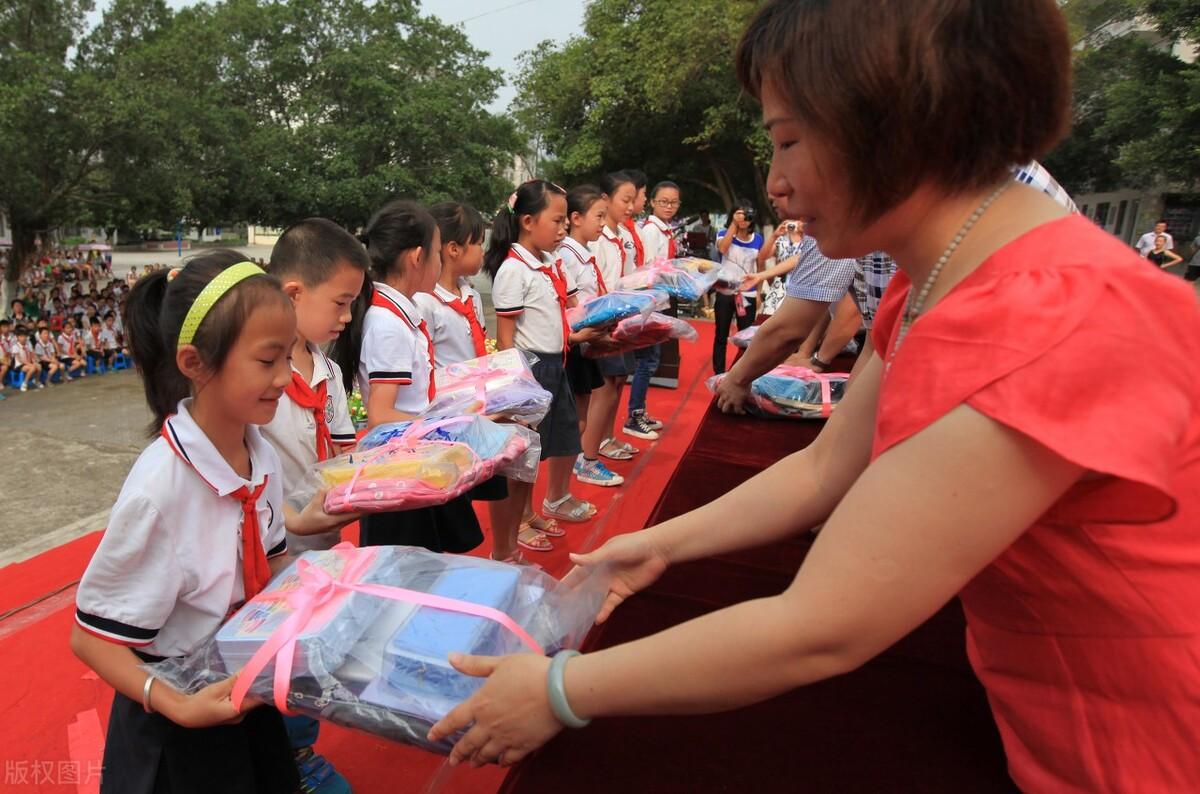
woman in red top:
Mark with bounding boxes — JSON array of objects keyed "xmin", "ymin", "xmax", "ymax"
[{"xmin": 425, "ymin": 2, "xmax": 1200, "ymax": 789}]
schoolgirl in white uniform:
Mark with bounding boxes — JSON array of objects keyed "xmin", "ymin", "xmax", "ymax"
[
  {"xmin": 560, "ymin": 184, "xmax": 626, "ymax": 488},
  {"xmin": 485, "ymin": 179, "xmax": 600, "ymax": 538},
  {"xmin": 415, "ymin": 203, "xmax": 490, "ymax": 367},
  {"xmin": 583, "ymin": 171, "xmax": 641, "ymax": 462},
  {"xmin": 71, "ymin": 251, "xmax": 348, "ymax": 794},
  {"xmin": 333, "ymin": 200, "xmax": 484, "ymax": 552}
]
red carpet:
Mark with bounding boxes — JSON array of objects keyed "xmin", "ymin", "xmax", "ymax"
[
  {"xmin": 499, "ymin": 354, "xmax": 1017, "ymax": 793},
  {"xmin": 0, "ymin": 322, "xmax": 718, "ymax": 794}
]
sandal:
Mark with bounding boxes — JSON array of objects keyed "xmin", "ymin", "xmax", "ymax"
[
  {"xmin": 599, "ymin": 437, "xmax": 636, "ymax": 460},
  {"xmin": 542, "ymin": 494, "xmax": 597, "ymax": 523},
  {"xmin": 490, "ymin": 549, "xmax": 540, "ymax": 567},
  {"xmin": 517, "ymin": 527, "xmax": 554, "ymax": 553},
  {"xmin": 523, "ymin": 514, "xmax": 565, "ymax": 537}
]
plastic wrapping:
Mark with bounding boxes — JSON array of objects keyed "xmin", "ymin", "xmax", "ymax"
[
  {"xmin": 143, "ymin": 545, "xmax": 610, "ymax": 753},
  {"xmin": 422, "ymin": 349, "xmax": 552, "ymax": 425},
  {"xmin": 312, "ymin": 415, "xmax": 538, "ymax": 513},
  {"xmin": 581, "ymin": 313, "xmax": 698, "ymax": 357},
  {"xmin": 730, "ymin": 324, "xmax": 759, "ymax": 348},
  {"xmin": 616, "ymin": 262, "xmax": 722, "ymax": 302},
  {"xmin": 567, "ymin": 289, "xmax": 669, "ymax": 331},
  {"xmin": 707, "ymin": 365, "xmax": 850, "ymax": 419}
]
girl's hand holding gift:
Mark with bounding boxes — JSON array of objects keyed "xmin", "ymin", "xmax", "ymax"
[
  {"xmin": 290, "ymin": 488, "xmax": 362, "ymax": 535},
  {"xmin": 160, "ymin": 675, "xmax": 249, "ymax": 729}
]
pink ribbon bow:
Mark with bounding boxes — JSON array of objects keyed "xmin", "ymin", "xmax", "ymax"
[
  {"xmin": 230, "ymin": 543, "xmax": 545, "ymax": 714},
  {"xmin": 770, "ymin": 366, "xmax": 851, "ymax": 418}
]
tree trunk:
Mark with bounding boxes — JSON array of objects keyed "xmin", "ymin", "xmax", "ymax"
[{"xmin": 3, "ymin": 222, "xmax": 37, "ymax": 311}]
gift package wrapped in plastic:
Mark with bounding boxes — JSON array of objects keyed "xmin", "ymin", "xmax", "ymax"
[
  {"xmin": 707, "ymin": 365, "xmax": 850, "ymax": 419},
  {"xmin": 311, "ymin": 415, "xmax": 540, "ymax": 514},
  {"xmin": 581, "ymin": 312, "xmax": 698, "ymax": 357},
  {"xmin": 144, "ymin": 544, "xmax": 610, "ymax": 754},
  {"xmin": 567, "ymin": 289, "xmax": 668, "ymax": 331},
  {"xmin": 422, "ymin": 349, "xmax": 552, "ymax": 425},
  {"xmin": 615, "ymin": 262, "xmax": 722, "ymax": 302},
  {"xmin": 730, "ymin": 324, "xmax": 759, "ymax": 348}
]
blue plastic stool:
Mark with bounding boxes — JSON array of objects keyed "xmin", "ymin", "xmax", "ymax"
[{"xmin": 112, "ymin": 352, "xmax": 130, "ymax": 371}]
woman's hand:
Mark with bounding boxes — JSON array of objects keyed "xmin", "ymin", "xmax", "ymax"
[
  {"xmin": 163, "ymin": 675, "xmax": 247, "ymax": 729},
  {"xmin": 427, "ymin": 653, "xmax": 562, "ymax": 768},
  {"xmin": 739, "ymin": 272, "xmax": 764, "ymax": 292},
  {"xmin": 567, "ymin": 530, "xmax": 671, "ymax": 623},
  {"xmin": 290, "ymin": 489, "xmax": 360, "ymax": 536}
]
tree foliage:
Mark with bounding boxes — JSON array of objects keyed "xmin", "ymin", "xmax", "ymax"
[
  {"xmin": 0, "ymin": 0, "xmax": 520, "ymax": 289},
  {"xmin": 1046, "ymin": 0, "xmax": 1200, "ymax": 194},
  {"xmin": 511, "ymin": 0, "xmax": 770, "ymax": 217}
]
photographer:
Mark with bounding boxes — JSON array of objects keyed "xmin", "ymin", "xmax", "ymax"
[{"xmin": 712, "ymin": 199, "xmax": 764, "ymax": 373}]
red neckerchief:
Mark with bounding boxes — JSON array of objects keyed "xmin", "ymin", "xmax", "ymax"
[
  {"xmin": 370, "ymin": 290, "xmax": 437, "ymax": 401},
  {"xmin": 647, "ymin": 218, "xmax": 677, "ymax": 259},
  {"xmin": 435, "ymin": 288, "xmax": 487, "ymax": 358},
  {"xmin": 160, "ymin": 419, "xmax": 271, "ymax": 600},
  {"xmin": 601, "ymin": 227, "xmax": 626, "ymax": 272},
  {"xmin": 284, "ymin": 371, "xmax": 335, "ymax": 461},
  {"xmin": 90, "ymin": 329, "xmax": 101, "ymax": 349},
  {"xmin": 62, "ymin": 331, "xmax": 76, "ymax": 352},
  {"xmin": 623, "ymin": 218, "xmax": 645, "ymax": 268},
  {"xmin": 508, "ymin": 246, "xmax": 570, "ymax": 363},
  {"xmin": 565, "ymin": 239, "xmax": 607, "ymax": 295}
]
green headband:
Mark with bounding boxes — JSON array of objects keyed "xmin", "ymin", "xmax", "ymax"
[{"xmin": 176, "ymin": 261, "xmax": 266, "ymax": 349}]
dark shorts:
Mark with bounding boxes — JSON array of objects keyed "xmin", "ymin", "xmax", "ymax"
[
  {"xmin": 528, "ymin": 351, "xmax": 582, "ymax": 460},
  {"xmin": 359, "ymin": 495, "xmax": 484, "ymax": 553},
  {"xmin": 467, "ymin": 475, "xmax": 508, "ymax": 502},
  {"xmin": 595, "ymin": 350, "xmax": 637, "ymax": 378},
  {"xmin": 565, "ymin": 345, "xmax": 604, "ymax": 396}
]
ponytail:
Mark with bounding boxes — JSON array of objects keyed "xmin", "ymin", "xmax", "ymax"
[
  {"xmin": 123, "ymin": 248, "xmax": 286, "ymax": 435},
  {"xmin": 483, "ymin": 179, "xmax": 568, "ymax": 280},
  {"xmin": 332, "ymin": 200, "xmax": 435, "ymax": 392}
]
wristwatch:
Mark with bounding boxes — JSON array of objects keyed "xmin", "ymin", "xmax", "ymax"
[{"xmin": 809, "ymin": 353, "xmax": 830, "ymax": 372}]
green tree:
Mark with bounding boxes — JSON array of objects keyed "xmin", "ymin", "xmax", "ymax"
[
  {"xmin": 512, "ymin": 0, "xmax": 770, "ymax": 217},
  {"xmin": 1046, "ymin": 0, "xmax": 1200, "ymax": 194}
]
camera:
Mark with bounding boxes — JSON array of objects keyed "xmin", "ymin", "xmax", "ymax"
[{"xmin": 742, "ymin": 209, "xmax": 756, "ymax": 221}]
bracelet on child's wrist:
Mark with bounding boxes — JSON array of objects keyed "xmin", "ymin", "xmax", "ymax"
[
  {"xmin": 142, "ymin": 675, "xmax": 156, "ymax": 714},
  {"xmin": 546, "ymin": 650, "xmax": 591, "ymax": 729}
]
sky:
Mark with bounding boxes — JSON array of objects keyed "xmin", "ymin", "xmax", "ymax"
[{"xmin": 87, "ymin": 0, "xmax": 586, "ymax": 113}]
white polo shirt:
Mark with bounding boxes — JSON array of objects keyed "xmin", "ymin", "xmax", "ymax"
[
  {"xmin": 558, "ymin": 237, "xmax": 606, "ymax": 299},
  {"xmin": 357, "ymin": 282, "xmax": 434, "ymax": 415},
  {"xmin": 34, "ymin": 337, "xmax": 58, "ymax": 361},
  {"xmin": 413, "ymin": 281, "xmax": 487, "ymax": 367},
  {"xmin": 492, "ymin": 243, "xmax": 578, "ymax": 355},
  {"xmin": 57, "ymin": 330, "xmax": 81, "ymax": 356},
  {"xmin": 589, "ymin": 227, "xmax": 627, "ymax": 296},
  {"xmin": 639, "ymin": 216, "xmax": 676, "ymax": 264},
  {"xmin": 260, "ymin": 342, "xmax": 356, "ymax": 504},
  {"xmin": 75, "ymin": 399, "xmax": 287, "ymax": 658}
]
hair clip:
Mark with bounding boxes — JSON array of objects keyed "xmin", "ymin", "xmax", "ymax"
[
  {"xmin": 166, "ymin": 267, "xmax": 182, "ymax": 282},
  {"xmin": 506, "ymin": 191, "xmax": 519, "ymax": 213}
]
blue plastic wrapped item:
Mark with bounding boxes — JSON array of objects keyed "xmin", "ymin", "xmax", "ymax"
[
  {"xmin": 215, "ymin": 548, "xmax": 389, "ymax": 680},
  {"xmin": 616, "ymin": 261, "xmax": 723, "ymax": 301},
  {"xmin": 567, "ymin": 289, "xmax": 668, "ymax": 331},
  {"xmin": 383, "ymin": 565, "xmax": 521, "ymax": 701},
  {"xmin": 422, "ymin": 349, "xmax": 552, "ymax": 424},
  {"xmin": 142, "ymin": 545, "xmax": 611, "ymax": 754},
  {"xmin": 706, "ymin": 365, "xmax": 851, "ymax": 419}
]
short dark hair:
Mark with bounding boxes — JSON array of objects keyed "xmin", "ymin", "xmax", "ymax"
[
  {"xmin": 736, "ymin": 0, "xmax": 1071, "ymax": 223},
  {"xmin": 622, "ymin": 169, "xmax": 648, "ymax": 190},
  {"xmin": 567, "ymin": 184, "xmax": 606, "ymax": 227},
  {"xmin": 124, "ymin": 249, "xmax": 288, "ymax": 433},
  {"xmin": 430, "ymin": 202, "xmax": 485, "ymax": 247},
  {"xmin": 1155, "ymin": 219, "xmax": 1168, "ymax": 226},
  {"xmin": 651, "ymin": 181, "xmax": 680, "ymax": 199},
  {"xmin": 600, "ymin": 171, "xmax": 636, "ymax": 197},
  {"xmin": 268, "ymin": 217, "xmax": 370, "ymax": 285}
]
